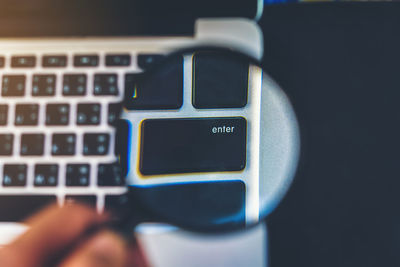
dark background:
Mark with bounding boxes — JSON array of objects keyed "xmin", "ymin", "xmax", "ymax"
[{"xmin": 260, "ymin": 3, "xmax": 400, "ymax": 267}]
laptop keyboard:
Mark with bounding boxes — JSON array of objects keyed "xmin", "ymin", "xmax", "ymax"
[{"xmin": 0, "ymin": 51, "xmax": 166, "ymax": 221}]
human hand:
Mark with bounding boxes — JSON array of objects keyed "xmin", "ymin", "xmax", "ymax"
[{"xmin": 0, "ymin": 204, "xmax": 148, "ymax": 267}]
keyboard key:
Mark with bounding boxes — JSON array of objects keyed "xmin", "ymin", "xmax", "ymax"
[
  {"xmin": 107, "ymin": 103, "xmax": 122, "ymax": 125},
  {"xmin": 98, "ymin": 163, "xmax": 124, "ymax": 186},
  {"xmin": 0, "ymin": 56, "xmax": 4, "ymax": 68},
  {"xmin": 63, "ymin": 74, "xmax": 87, "ymax": 96},
  {"xmin": 140, "ymin": 117, "xmax": 247, "ymax": 175},
  {"xmin": 0, "ymin": 105, "xmax": 8, "ymax": 125},
  {"xmin": 65, "ymin": 195, "xmax": 96, "ymax": 207},
  {"xmin": 192, "ymin": 52, "xmax": 249, "ymax": 108},
  {"xmin": 0, "ymin": 195, "xmax": 56, "ymax": 221},
  {"xmin": 42, "ymin": 55, "xmax": 67, "ymax": 67},
  {"xmin": 105, "ymin": 54, "xmax": 131, "ymax": 66},
  {"xmin": 114, "ymin": 119, "xmax": 129, "ymax": 176},
  {"xmin": 51, "ymin": 133, "xmax": 76, "ymax": 155},
  {"xmin": 1, "ymin": 75, "xmax": 26, "ymax": 96},
  {"xmin": 34, "ymin": 164, "xmax": 58, "ymax": 186},
  {"xmin": 77, "ymin": 103, "xmax": 101, "ymax": 125},
  {"xmin": 83, "ymin": 133, "xmax": 110, "ymax": 155},
  {"xmin": 15, "ymin": 104, "xmax": 39, "ymax": 126},
  {"xmin": 32, "ymin": 74, "xmax": 56, "ymax": 96},
  {"xmin": 124, "ymin": 59, "xmax": 183, "ymax": 110},
  {"xmin": 0, "ymin": 134, "xmax": 13, "ymax": 155},
  {"xmin": 11, "ymin": 55, "xmax": 36, "ymax": 68},
  {"xmin": 73, "ymin": 55, "xmax": 99, "ymax": 67},
  {"xmin": 46, "ymin": 103, "xmax": 70, "ymax": 125},
  {"xmin": 20, "ymin": 134, "xmax": 44, "ymax": 156},
  {"xmin": 105, "ymin": 194, "xmax": 129, "ymax": 213},
  {"xmin": 66, "ymin": 164, "xmax": 90, "ymax": 186},
  {"xmin": 137, "ymin": 54, "xmax": 165, "ymax": 70},
  {"xmin": 94, "ymin": 74, "xmax": 119, "ymax": 96},
  {"xmin": 3, "ymin": 164, "xmax": 27, "ymax": 186}
]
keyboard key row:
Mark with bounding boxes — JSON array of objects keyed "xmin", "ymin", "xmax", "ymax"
[
  {"xmin": 2, "ymin": 162, "xmax": 123, "ymax": 187},
  {"xmin": 0, "ymin": 53, "xmax": 164, "ymax": 68},
  {"xmin": 0, "ymin": 103, "xmax": 120, "ymax": 126},
  {"xmin": 0, "ymin": 133, "xmax": 111, "ymax": 156},
  {"xmin": 1, "ymin": 74, "xmax": 120, "ymax": 97}
]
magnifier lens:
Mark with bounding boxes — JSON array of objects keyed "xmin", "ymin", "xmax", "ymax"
[{"xmin": 115, "ymin": 48, "xmax": 300, "ymax": 233}]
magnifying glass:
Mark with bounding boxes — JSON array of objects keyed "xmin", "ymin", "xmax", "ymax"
[{"xmin": 110, "ymin": 47, "xmax": 300, "ymax": 235}]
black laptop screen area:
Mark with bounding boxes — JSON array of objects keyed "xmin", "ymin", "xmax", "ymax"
[{"xmin": 0, "ymin": 0, "xmax": 258, "ymax": 36}]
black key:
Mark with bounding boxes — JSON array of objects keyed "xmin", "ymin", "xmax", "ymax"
[
  {"xmin": 83, "ymin": 133, "xmax": 110, "ymax": 155},
  {"xmin": 192, "ymin": 52, "xmax": 249, "ymax": 108},
  {"xmin": 77, "ymin": 103, "xmax": 101, "ymax": 125},
  {"xmin": 124, "ymin": 58, "xmax": 183, "ymax": 110},
  {"xmin": 51, "ymin": 133, "xmax": 76, "ymax": 155},
  {"xmin": 42, "ymin": 55, "xmax": 67, "ymax": 67},
  {"xmin": 105, "ymin": 194, "xmax": 129, "ymax": 213},
  {"xmin": 20, "ymin": 134, "xmax": 44, "ymax": 156},
  {"xmin": 63, "ymin": 74, "xmax": 87, "ymax": 96},
  {"xmin": 0, "ymin": 134, "xmax": 13, "ymax": 155},
  {"xmin": 73, "ymin": 55, "xmax": 99, "ymax": 67},
  {"xmin": 137, "ymin": 54, "xmax": 165, "ymax": 70},
  {"xmin": 140, "ymin": 117, "xmax": 247, "ymax": 175},
  {"xmin": 105, "ymin": 54, "xmax": 131, "ymax": 66},
  {"xmin": 15, "ymin": 104, "xmax": 39, "ymax": 125},
  {"xmin": 65, "ymin": 195, "xmax": 96, "ymax": 207},
  {"xmin": 98, "ymin": 163, "xmax": 124, "ymax": 186},
  {"xmin": 0, "ymin": 105, "xmax": 8, "ymax": 125},
  {"xmin": 0, "ymin": 56, "xmax": 4, "ymax": 68},
  {"xmin": 66, "ymin": 164, "xmax": 90, "ymax": 186},
  {"xmin": 93, "ymin": 74, "xmax": 119, "ymax": 96},
  {"xmin": 3, "ymin": 164, "xmax": 27, "ymax": 186},
  {"xmin": 11, "ymin": 55, "xmax": 36, "ymax": 68},
  {"xmin": 34, "ymin": 164, "xmax": 58, "ymax": 186},
  {"xmin": 32, "ymin": 74, "xmax": 56, "ymax": 96},
  {"xmin": 114, "ymin": 119, "xmax": 129, "ymax": 177},
  {"xmin": 107, "ymin": 103, "xmax": 122, "ymax": 125},
  {"xmin": 2, "ymin": 75, "xmax": 26, "ymax": 96},
  {"xmin": 46, "ymin": 103, "xmax": 70, "ymax": 125},
  {"xmin": 0, "ymin": 195, "xmax": 56, "ymax": 221}
]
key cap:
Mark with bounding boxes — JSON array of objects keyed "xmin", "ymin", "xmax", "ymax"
[
  {"xmin": 74, "ymin": 55, "xmax": 99, "ymax": 67},
  {"xmin": 66, "ymin": 164, "xmax": 90, "ymax": 186},
  {"xmin": 20, "ymin": 134, "xmax": 44, "ymax": 156},
  {"xmin": 0, "ymin": 134, "xmax": 13, "ymax": 155},
  {"xmin": 77, "ymin": 103, "xmax": 101, "ymax": 125},
  {"xmin": 137, "ymin": 54, "xmax": 165, "ymax": 70},
  {"xmin": 105, "ymin": 54, "xmax": 131, "ymax": 66},
  {"xmin": 2, "ymin": 75, "xmax": 26, "ymax": 96},
  {"xmin": 46, "ymin": 103, "xmax": 70, "ymax": 125},
  {"xmin": 104, "ymin": 194, "xmax": 129, "ymax": 212},
  {"xmin": 107, "ymin": 103, "xmax": 122, "ymax": 125},
  {"xmin": 192, "ymin": 51, "xmax": 248, "ymax": 108},
  {"xmin": 0, "ymin": 195, "xmax": 56, "ymax": 221},
  {"xmin": 3, "ymin": 164, "xmax": 27, "ymax": 186},
  {"xmin": 0, "ymin": 105, "xmax": 8, "ymax": 125},
  {"xmin": 32, "ymin": 74, "xmax": 56, "ymax": 96},
  {"xmin": 34, "ymin": 164, "xmax": 58, "ymax": 186},
  {"xmin": 63, "ymin": 74, "xmax": 87, "ymax": 96},
  {"xmin": 93, "ymin": 74, "xmax": 119, "ymax": 96},
  {"xmin": 98, "ymin": 163, "xmax": 124, "ymax": 186},
  {"xmin": 15, "ymin": 104, "xmax": 39, "ymax": 126},
  {"xmin": 140, "ymin": 117, "xmax": 247, "ymax": 175},
  {"xmin": 0, "ymin": 56, "xmax": 4, "ymax": 68},
  {"xmin": 65, "ymin": 195, "xmax": 96, "ymax": 207},
  {"xmin": 124, "ymin": 57, "xmax": 183, "ymax": 110},
  {"xmin": 51, "ymin": 133, "xmax": 76, "ymax": 155},
  {"xmin": 83, "ymin": 133, "xmax": 110, "ymax": 155},
  {"xmin": 11, "ymin": 55, "xmax": 36, "ymax": 68},
  {"xmin": 42, "ymin": 55, "xmax": 67, "ymax": 67}
]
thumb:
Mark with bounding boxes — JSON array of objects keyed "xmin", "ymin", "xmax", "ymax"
[{"xmin": 59, "ymin": 231, "xmax": 126, "ymax": 267}]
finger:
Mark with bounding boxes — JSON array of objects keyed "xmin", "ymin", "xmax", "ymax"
[
  {"xmin": 59, "ymin": 230, "xmax": 126, "ymax": 267},
  {"xmin": 0, "ymin": 204, "xmax": 108, "ymax": 267}
]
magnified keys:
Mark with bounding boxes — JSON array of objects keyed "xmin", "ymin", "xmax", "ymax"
[{"xmin": 113, "ymin": 47, "xmax": 300, "ymax": 234}]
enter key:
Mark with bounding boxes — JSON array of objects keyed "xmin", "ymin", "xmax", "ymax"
[{"xmin": 139, "ymin": 117, "xmax": 247, "ymax": 175}]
